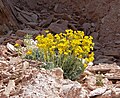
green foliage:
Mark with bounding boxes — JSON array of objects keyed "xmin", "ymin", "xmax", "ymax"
[{"xmin": 96, "ymin": 72, "xmax": 104, "ymax": 86}]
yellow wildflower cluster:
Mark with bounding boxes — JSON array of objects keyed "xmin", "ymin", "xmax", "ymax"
[{"xmin": 35, "ymin": 29, "xmax": 94, "ymax": 67}]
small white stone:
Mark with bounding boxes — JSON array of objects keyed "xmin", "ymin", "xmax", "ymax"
[{"xmin": 7, "ymin": 43, "xmax": 16, "ymax": 52}]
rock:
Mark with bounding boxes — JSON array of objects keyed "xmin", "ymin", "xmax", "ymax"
[
  {"xmin": 54, "ymin": 4, "xmax": 59, "ymax": 12},
  {"xmin": 94, "ymin": 42, "xmax": 101, "ymax": 50},
  {"xmin": 7, "ymin": 43, "xmax": 16, "ymax": 52},
  {"xmin": 91, "ymin": 32, "xmax": 99, "ymax": 41},
  {"xmin": 112, "ymin": 88, "xmax": 120, "ymax": 96},
  {"xmin": 9, "ymin": 57, "xmax": 22, "ymax": 65},
  {"xmin": 15, "ymin": 30, "xmax": 40, "ymax": 37},
  {"xmin": 87, "ymin": 64, "xmax": 111, "ymax": 73},
  {"xmin": 68, "ymin": 23, "xmax": 77, "ymax": 31},
  {"xmin": 15, "ymin": 39, "xmax": 24, "ymax": 46},
  {"xmin": 54, "ymin": 13, "xmax": 73, "ymax": 21},
  {"xmin": 94, "ymin": 46, "xmax": 101, "ymax": 50},
  {"xmin": 41, "ymin": 9, "xmax": 48, "ymax": 13},
  {"xmin": 94, "ymin": 58, "xmax": 113, "ymax": 64},
  {"xmin": 79, "ymin": 87, "xmax": 89, "ymax": 98},
  {"xmin": 31, "ymin": 14, "xmax": 38, "ymax": 22},
  {"xmin": 17, "ymin": 13, "xmax": 29, "ymax": 24},
  {"xmin": 85, "ymin": 75, "xmax": 97, "ymax": 89},
  {"xmin": 101, "ymin": 17, "xmax": 105, "ymax": 24},
  {"xmin": 48, "ymin": 20, "xmax": 68, "ymax": 34},
  {"xmin": 0, "ymin": 37, "xmax": 5, "ymax": 44},
  {"xmin": 90, "ymin": 27, "xmax": 96, "ymax": 33},
  {"xmin": 26, "ymin": 22, "xmax": 38, "ymax": 28},
  {"xmin": 0, "ymin": 24, "xmax": 9, "ymax": 35},
  {"xmin": 89, "ymin": 86, "xmax": 107, "ymax": 97},
  {"xmin": 51, "ymin": 68, "xmax": 63, "ymax": 79},
  {"xmin": 102, "ymin": 89, "xmax": 112, "ymax": 96},
  {"xmin": 91, "ymin": 23, "xmax": 95, "ymax": 27},
  {"xmin": 61, "ymin": 80, "xmax": 82, "ymax": 98},
  {"xmin": 115, "ymin": 41, "xmax": 120, "ymax": 44},
  {"xmin": 82, "ymin": 23, "xmax": 91, "ymax": 35},
  {"xmin": 83, "ymin": 70, "xmax": 93, "ymax": 76},
  {"xmin": 96, "ymin": 55, "xmax": 115, "ymax": 61},
  {"xmin": 4, "ymin": 80, "xmax": 15, "ymax": 97},
  {"xmin": 105, "ymin": 73, "xmax": 120, "ymax": 81},
  {"xmin": 13, "ymin": 68, "xmax": 85, "ymax": 98},
  {"xmin": 115, "ymin": 33, "xmax": 120, "ymax": 36},
  {"xmin": 0, "ymin": 45, "xmax": 10, "ymax": 59},
  {"xmin": 104, "ymin": 50, "xmax": 119, "ymax": 57},
  {"xmin": 22, "ymin": 61, "xmax": 30, "ymax": 70},
  {"xmin": 15, "ymin": 30, "xmax": 27, "ymax": 37},
  {"xmin": 39, "ymin": 15, "xmax": 54, "ymax": 27},
  {"xmin": 62, "ymin": 13, "xmax": 73, "ymax": 21}
]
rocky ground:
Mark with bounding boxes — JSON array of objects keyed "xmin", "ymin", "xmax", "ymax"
[
  {"xmin": 0, "ymin": 44, "xmax": 120, "ymax": 98},
  {"xmin": 0, "ymin": 0, "xmax": 120, "ymax": 98}
]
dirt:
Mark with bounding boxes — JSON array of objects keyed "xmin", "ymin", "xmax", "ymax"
[{"xmin": 0, "ymin": 0, "xmax": 120, "ymax": 65}]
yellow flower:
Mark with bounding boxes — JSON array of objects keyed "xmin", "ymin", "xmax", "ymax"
[
  {"xmin": 45, "ymin": 30, "xmax": 49, "ymax": 33},
  {"xmin": 49, "ymin": 48, "xmax": 55, "ymax": 55},
  {"xmin": 70, "ymin": 39, "xmax": 80, "ymax": 47},
  {"xmin": 89, "ymin": 36, "xmax": 93, "ymax": 40},
  {"xmin": 77, "ymin": 31, "xmax": 84, "ymax": 38},
  {"xmin": 85, "ymin": 58, "xmax": 89, "ymax": 62},
  {"xmin": 55, "ymin": 34, "xmax": 60, "ymax": 40},
  {"xmin": 65, "ymin": 29, "xmax": 73, "ymax": 33},
  {"xmin": 58, "ymin": 48, "xmax": 63, "ymax": 54},
  {"xmin": 47, "ymin": 33, "xmax": 54, "ymax": 39},
  {"xmin": 84, "ymin": 64, "xmax": 88, "ymax": 68},
  {"xmin": 84, "ymin": 36, "xmax": 89, "ymax": 39},
  {"xmin": 88, "ymin": 57, "xmax": 94, "ymax": 62},
  {"xmin": 59, "ymin": 33, "xmax": 64, "ymax": 38},
  {"xmin": 88, "ymin": 52, "xmax": 94, "ymax": 62},
  {"xmin": 82, "ymin": 46, "xmax": 90, "ymax": 52},
  {"xmin": 14, "ymin": 43, "xmax": 20, "ymax": 47},
  {"xmin": 26, "ymin": 49, "xmax": 32, "ymax": 55},
  {"xmin": 78, "ymin": 55, "xmax": 82, "ymax": 58},
  {"xmin": 64, "ymin": 51, "xmax": 68, "ymax": 55},
  {"xmin": 35, "ymin": 35, "xmax": 44, "ymax": 42}
]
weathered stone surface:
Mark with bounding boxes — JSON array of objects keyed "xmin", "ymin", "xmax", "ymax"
[
  {"xmin": 10, "ymin": 68, "xmax": 85, "ymax": 98},
  {"xmin": 115, "ymin": 41, "xmax": 120, "ymax": 44},
  {"xmin": 68, "ymin": 23, "xmax": 77, "ymax": 31},
  {"xmin": 61, "ymin": 80, "xmax": 82, "ymax": 98},
  {"xmin": 89, "ymin": 86, "xmax": 107, "ymax": 97},
  {"xmin": 87, "ymin": 64, "xmax": 119, "ymax": 73},
  {"xmin": 39, "ymin": 15, "xmax": 54, "ymax": 27},
  {"xmin": 91, "ymin": 32, "xmax": 99, "ymax": 41},
  {"xmin": 94, "ymin": 58, "xmax": 114, "ymax": 64},
  {"xmin": 104, "ymin": 50, "xmax": 119, "ymax": 57},
  {"xmin": 82, "ymin": 23, "xmax": 91, "ymax": 35},
  {"xmin": 51, "ymin": 67, "xmax": 63, "ymax": 79},
  {"xmin": 48, "ymin": 20, "xmax": 68, "ymax": 34},
  {"xmin": 26, "ymin": 22, "xmax": 38, "ymax": 28},
  {"xmin": 15, "ymin": 30, "xmax": 40, "ymax": 37},
  {"xmin": 15, "ymin": 39, "xmax": 24, "ymax": 46}
]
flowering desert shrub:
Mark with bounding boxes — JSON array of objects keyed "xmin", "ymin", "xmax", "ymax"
[
  {"xmin": 15, "ymin": 29, "xmax": 94, "ymax": 80},
  {"xmin": 34, "ymin": 29, "xmax": 94, "ymax": 80}
]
